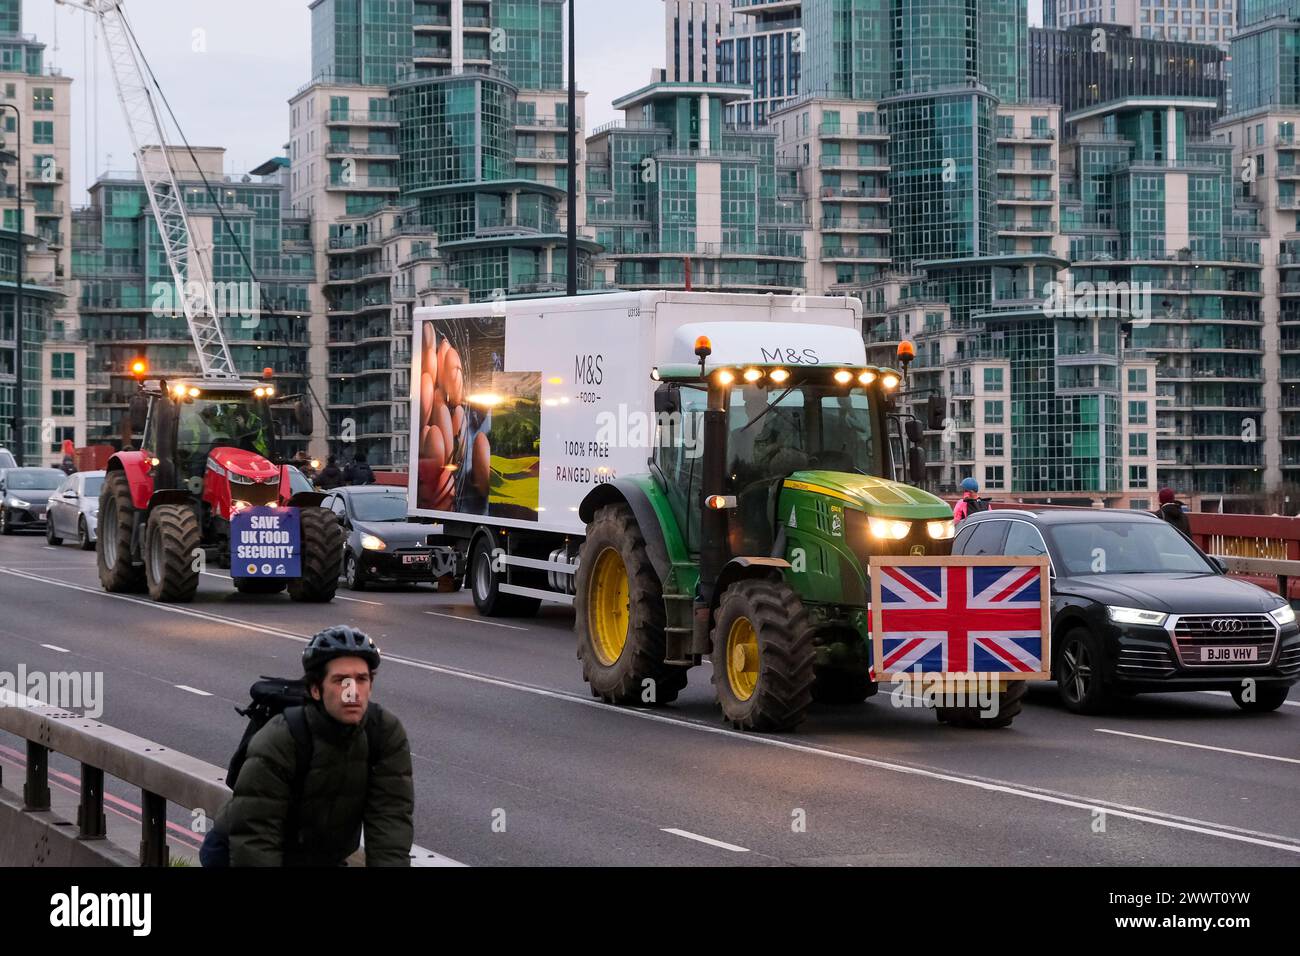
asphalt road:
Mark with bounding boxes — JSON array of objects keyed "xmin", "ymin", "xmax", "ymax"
[{"xmin": 0, "ymin": 530, "xmax": 1296, "ymax": 866}]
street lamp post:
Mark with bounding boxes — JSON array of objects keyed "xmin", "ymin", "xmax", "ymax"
[{"xmin": 0, "ymin": 103, "xmax": 22, "ymax": 465}]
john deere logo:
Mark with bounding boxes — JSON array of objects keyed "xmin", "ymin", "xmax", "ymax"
[{"xmin": 910, "ymin": 545, "xmax": 927, "ymax": 556}]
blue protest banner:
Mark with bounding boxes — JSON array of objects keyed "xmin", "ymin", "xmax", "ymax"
[{"xmin": 231, "ymin": 507, "xmax": 302, "ymax": 578}]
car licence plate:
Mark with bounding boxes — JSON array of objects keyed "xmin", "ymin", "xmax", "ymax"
[
  {"xmin": 403, "ymin": 554, "xmax": 430, "ymax": 565},
  {"xmin": 1200, "ymin": 645, "xmax": 1258, "ymax": 663}
]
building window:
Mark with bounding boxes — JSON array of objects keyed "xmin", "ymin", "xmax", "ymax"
[
  {"xmin": 1127, "ymin": 368, "xmax": 1147, "ymax": 392},
  {"xmin": 32, "ymin": 121, "xmax": 54, "ymax": 145},
  {"xmin": 984, "ymin": 433, "xmax": 1005, "ymax": 457},
  {"xmin": 32, "ymin": 88, "xmax": 53, "ymax": 111},
  {"xmin": 1128, "ymin": 400, "xmax": 1148, "ymax": 425},
  {"xmin": 51, "ymin": 352, "xmax": 74, "ymax": 379},
  {"xmin": 984, "ymin": 400, "xmax": 1004, "ymax": 424},
  {"xmin": 984, "ymin": 368, "xmax": 1004, "ymax": 392},
  {"xmin": 51, "ymin": 390, "xmax": 75, "ymax": 416},
  {"xmin": 1129, "ymin": 465, "xmax": 1149, "ymax": 488},
  {"xmin": 985, "ymin": 466, "xmax": 1005, "ymax": 490},
  {"xmin": 48, "ymin": 426, "xmax": 74, "ymax": 455},
  {"xmin": 1129, "ymin": 433, "xmax": 1148, "ymax": 457}
]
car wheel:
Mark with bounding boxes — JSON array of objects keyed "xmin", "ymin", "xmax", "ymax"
[
  {"xmin": 1230, "ymin": 682, "xmax": 1291, "ymax": 713},
  {"xmin": 344, "ymin": 550, "xmax": 366, "ymax": 591},
  {"xmin": 0, "ymin": 508, "xmax": 9, "ymax": 535},
  {"xmin": 46, "ymin": 519, "xmax": 63, "ymax": 546},
  {"xmin": 1056, "ymin": 627, "xmax": 1112, "ymax": 714},
  {"xmin": 78, "ymin": 517, "xmax": 94, "ymax": 551}
]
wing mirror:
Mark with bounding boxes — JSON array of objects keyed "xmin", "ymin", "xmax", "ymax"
[
  {"xmin": 905, "ymin": 418, "xmax": 924, "ymax": 444},
  {"xmin": 653, "ymin": 385, "xmax": 679, "ymax": 416},
  {"xmin": 1212, "ymin": 556, "xmax": 1229, "ymax": 575},
  {"xmin": 294, "ymin": 399, "xmax": 314, "ymax": 437},
  {"xmin": 128, "ymin": 394, "xmax": 149, "ymax": 433}
]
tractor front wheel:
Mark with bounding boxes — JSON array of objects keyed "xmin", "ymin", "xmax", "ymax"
[
  {"xmin": 288, "ymin": 507, "xmax": 344, "ymax": 603},
  {"xmin": 98, "ymin": 471, "xmax": 146, "ymax": 594},
  {"xmin": 575, "ymin": 503, "xmax": 687, "ymax": 706},
  {"xmin": 145, "ymin": 504, "xmax": 201, "ymax": 603},
  {"xmin": 710, "ymin": 579, "xmax": 815, "ymax": 732}
]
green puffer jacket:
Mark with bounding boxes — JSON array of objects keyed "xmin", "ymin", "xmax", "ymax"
[{"xmin": 216, "ymin": 702, "xmax": 414, "ymax": 867}]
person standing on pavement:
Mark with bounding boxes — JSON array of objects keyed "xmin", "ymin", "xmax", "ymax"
[
  {"xmin": 1156, "ymin": 487, "xmax": 1192, "ymax": 537},
  {"xmin": 952, "ymin": 476, "xmax": 988, "ymax": 524},
  {"xmin": 345, "ymin": 452, "xmax": 376, "ymax": 486},
  {"xmin": 317, "ymin": 456, "xmax": 344, "ymax": 490},
  {"xmin": 206, "ymin": 626, "xmax": 414, "ymax": 867}
]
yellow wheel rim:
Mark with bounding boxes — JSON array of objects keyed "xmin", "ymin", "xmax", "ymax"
[
  {"xmin": 588, "ymin": 548, "xmax": 630, "ymax": 666},
  {"xmin": 725, "ymin": 617, "xmax": 760, "ymax": 701}
]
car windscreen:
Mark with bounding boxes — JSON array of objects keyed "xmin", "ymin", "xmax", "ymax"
[
  {"xmin": 351, "ymin": 493, "xmax": 408, "ymax": 522},
  {"xmin": 287, "ymin": 467, "xmax": 313, "ymax": 495},
  {"xmin": 5, "ymin": 469, "xmax": 64, "ymax": 491},
  {"xmin": 1048, "ymin": 520, "xmax": 1215, "ymax": 575},
  {"xmin": 82, "ymin": 476, "xmax": 105, "ymax": 498}
]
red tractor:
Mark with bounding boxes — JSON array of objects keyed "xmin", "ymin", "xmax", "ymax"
[{"xmin": 97, "ymin": 372, "xmax": 344, "ymax": 603}]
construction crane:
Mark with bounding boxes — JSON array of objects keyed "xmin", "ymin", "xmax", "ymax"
[{"xmin": 56, "ymin": 0, "xmax": 237, "ymax": 379}]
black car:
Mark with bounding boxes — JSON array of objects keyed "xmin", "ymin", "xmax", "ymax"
[
  {"xmin": 0, "ymin": 467, "xmax": 66, "ymax": 534},
  {"xmin": 952, "ymin": 508, "xmax": 1300, "ymax": 714},
  {"xmin": 323, "ymin": 486, "xmax": 436, "ymax": 590}
]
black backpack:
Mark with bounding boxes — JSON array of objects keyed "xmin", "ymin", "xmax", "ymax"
[
  {"xmin": 967, "ymin": 497, "xmax": 991, "ymax": 515},
  {"xmin": 200, "ymin": 676, "xmax": 385, "ymax": 867}
]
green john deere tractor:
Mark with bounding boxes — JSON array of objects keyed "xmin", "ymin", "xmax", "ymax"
[{"xmin": 574, "ymin": 322, "xmax": 967, "ymax": 732}]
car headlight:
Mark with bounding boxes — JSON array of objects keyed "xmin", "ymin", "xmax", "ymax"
[
  {"xmin": 867, "ymin": 516, "xmax": 912, "ymax": 541},
  {"xmin": 1269, "ymin": 603, "xmax": 1296, "ymax": 627},
  {"xmin": 361, "ymin": 534, "xmax": 386, "ymax": 551},
  {"xmin": 1107, "ymin": 605, "xmax": 1169, "ymax": 627},
  {"xmin": 9, "ymin": 497, "xmax": 30, "ymax": 509},
  {"xmin": 926, "ymin": 520, "xmax": 956, "ymax": 540}
]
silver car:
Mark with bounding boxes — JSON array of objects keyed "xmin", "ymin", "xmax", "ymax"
[{"xmin": 45, "ymin": 470, "xmax": 105, "ymax": 550}]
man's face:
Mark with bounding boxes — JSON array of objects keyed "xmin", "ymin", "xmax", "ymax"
[{"xmin": 311, "ymin": 656, "xmax": 373, "ymax": 725}]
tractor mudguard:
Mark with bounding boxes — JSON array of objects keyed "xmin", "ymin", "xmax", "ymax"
[
  {"xmin": 108, "ymin": 451, "xmax": 155, "ymax": 511},
  {"xmin": 147, "ymin": 489, "xmax": 193, "ymax": 512},
  {"xmin": 579, "ymin": 478, "xmax": 677, "ymax": 584},
  {"xmin": 712, "ymin": 557, "xmax": 792, "ymax": 612}
]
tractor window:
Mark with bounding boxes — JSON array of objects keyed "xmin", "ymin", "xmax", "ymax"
[{"xmin": 177, "ymin": 396, "xmax": 273, "ymax": 477}]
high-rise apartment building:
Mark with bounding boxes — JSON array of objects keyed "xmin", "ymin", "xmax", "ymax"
[
  {"xmin": 0, "ymin": 0, "xmax": 74, "ymax": 466},
  {"xmin": 291, "ymin": 0, "xmax": 593, "ymax": 468}
]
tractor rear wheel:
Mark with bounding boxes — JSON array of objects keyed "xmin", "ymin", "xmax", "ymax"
[
  {"xmin": 145, "ymin": 504, "xmax": 201, "ymax": 603},
  {"xmin": 97, "ymin": 471, "xmax": 146, "ymax": 594},
  {"xmin": 575, "ymin": 503, "xmax": 688, "ymax": 706},
  {"xmin": 710, "ymin": 579, "xmax": 816, "ymax": 732},
  {"xmin": 288, "ymin": 507, "xmax": 344, "ymax": 603},
  {"xmin": 935, "ymin": 680, "xmax": 1028, "ymax": 729}
]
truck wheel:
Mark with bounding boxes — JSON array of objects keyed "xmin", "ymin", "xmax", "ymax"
[
  {"xmin": 469, "ymin": 534, "xmax": 541, "ymax": 617},
  {"xmin": 98, "ymin": 471, "xmax": 146, "ymax": 593},
  {"xmin": 233, "ymin": 577, "xmax": 287, "ymax": 595},
  {"xmin": 710, "ymin": 579, "xmax": 815, "ymax": 732},
  {"xmin": 145, "ymin": 505, "xmax": 201, "ymax": 603},
  {"xmin": 811, "ymin": 664, "xmax": 874, "ymax": 706},
  {"xmin": 574, "ymin": 503, "xmax": 688, "ymax": 706},
  {"xmin": 935, "ymin": 680, "xmax": 1027, "ymax": 729},
  {"xmin": 288, "ymin": 507, "xmax": 344, "ymax": 603},
  {"xmin": 1230, "ymin": 683, "xmax": 1290, "ymax": 713}
]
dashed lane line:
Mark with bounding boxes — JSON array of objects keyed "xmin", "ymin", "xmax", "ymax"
[
  {"xmin": 1095, "ymin": 728, "xmax": 1300, "ymax": 766},
  {"xmin": 661, "ymin": 828, "xmax": 749, "ymax": 853},
  {"xmin": 4, "ymin": 566, "xmax": 1300, "ymax": 858}
]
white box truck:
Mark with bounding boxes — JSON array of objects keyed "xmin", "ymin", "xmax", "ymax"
[{"xmin": 409, "ymin": 290, "xmax": 954, "ymax": 731}]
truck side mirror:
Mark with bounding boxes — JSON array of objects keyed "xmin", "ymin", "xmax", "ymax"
[
  {"xmin": 128, "ymin": 394, "xmax": 149, "ymax": 433},
  {"xmin": 926, "ymin": 394, "xmax": 946, "ymax": 431},
  {"xmin": 295, "ymin": 399, "xmax": 314, "ymax": 437},
  {"xmin": 905, "ymin": 419, "xmax": 923, "ymax": 445},
  {"xmin": 909, "ymin": 446, "xmax": 925, "ymax": 483},
  {"xmin": 654, "ymin": 386, "xmax": 679, "ymax": 416}
]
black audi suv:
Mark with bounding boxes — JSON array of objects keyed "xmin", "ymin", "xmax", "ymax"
[{"xmin": 952, "ymin": 508, "xmax": 1300, "ymax": 713}]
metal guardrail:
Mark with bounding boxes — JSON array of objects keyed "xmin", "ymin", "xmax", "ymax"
[{"xmin": 0, "ymin": 690, "xmax": 229, "ymax": 866}]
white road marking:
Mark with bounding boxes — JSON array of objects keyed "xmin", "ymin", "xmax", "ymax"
[
  {"xmin": 661, "ymin": 828, "xmax": 749, "ymax": 853},
  {"xmin": 40, "ymin": 643, "xmax": 70, "ymax": 653},
  {"xmin": 5, "ymin": 566, "xmax": 1300, "ymax": 858},
  {"xmin": 1200, "ymin": 689, "xmax": 1300, "ymax": 709},
  {"xmin": 202, "ymin": 569, "xmax": 384, "ymax": 606},
  {"xmin": 425, "ymin": 610, "xmax": 528, "ymax": 631},
  {"xmin": 1095, "ymin": 728, "xmax": 1300, "ymax": 766},
  {"xmin": 175, "ymin": 685, "xmax": 213, "ymax": 698},
  {"xmin": 43, "ymin": 547, "xmax": 59, "ymax": 551}
]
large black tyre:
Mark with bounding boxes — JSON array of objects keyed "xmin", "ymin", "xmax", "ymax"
[
  {"xmin": 145, "ymin": 504, "xmax": 201, "ymax": 603},
  {"xmin": 468, "ymin": 534, "xmax": 541, "ymax": 618},
  {"xmin": 574, "ymin": 504, "xmax": 688, "ymax": 706},
  {"xmin": 935, "ymin": 679, "xmax": 1028, "ymax": 729},
  {"xmin": 1056, "ymin": 627, "xmax": 1112, "ymax": 714},
  {"xmin": 97, "ymin": 471, "xmax": 146, "ymax": 593},
  {"xmin": 46, "ymin": 519, "xmax": 63, "ymax": 546},
  {"xmin": 233, "ymin": 577, "xmax": 288, "ymax": 595},
  {"xmin": 811, "ymin": 664, "xmax": 874, "ymax": 706},
  {"xmin": 288, "ymin": 507, "xmax": 344, "ymax": 603},
  {"xmin": 1231, "ymin": 682, "xmax": 1291, "ymax": 713},
  {"xmin": 710, "ymin": 579, "xmax": 816, "ymax": 732}
]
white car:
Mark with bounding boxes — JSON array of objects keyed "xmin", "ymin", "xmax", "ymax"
[{"xmin": 46, "ymin": 471, "xmax": 106, "ymax": 550}]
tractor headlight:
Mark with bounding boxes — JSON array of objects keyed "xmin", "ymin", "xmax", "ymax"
[
  {"xmin": 867, "ymin": 516, "xmax": 911, "ymax": 541},
  {"xmin": 361, "ymin": 534, "xmax": 386, "ymax": 551},
  {"xmin": 927, "ymin": 520, "xmax": 956, "ymax": 540},
  {"xmin": 231, "ymin": 499, "xmax": 253, "ymax": 514}
]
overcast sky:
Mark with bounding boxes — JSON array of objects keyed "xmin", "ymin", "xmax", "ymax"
[{"xmin": 27, "ymin": 0, "xmax": 1042, "ymax": 204}]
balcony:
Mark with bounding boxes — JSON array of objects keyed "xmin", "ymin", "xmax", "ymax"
[
  {"xmin": 820, "ymin": 247, "xmax": 889, "ymax": 262},
  {"xmin": 997, "ymin": 190, "xmax": 1056, "ymax": 203},
  {"xmin": 33, "ymin": 200, "xmax": 64, "ymax": 217},
  {"xmin": 997, "ymin": 159, "xmax": 1057, "ymax": 173},
  {"xmin": 327, "ymin": 110, "xmax": 398, "ymax": 127},
  {"xmin": 996, "ymin": 127, "xmax": 1056, "ymax": 142},
  {"xmin": 820, "ymin": 217, "xmax": 889, "ymax": 232},
  {"xmin": 326, "ymin": 175, "xmax": 400, "ymax": 192},
  {"xmin": 325, "ymin": 143, "xmax": 400, "ymax": 159},
  {"xmin": 818, "ymin": 122, "xmax": 887, "ymax": 139},
  {"xmin": 819, "ymin": 186, "xmax": 890, "ymax": 202},
  {"xmin": 516, "ymin": 115, "xmax": 583, "ymax": 131},
  {"xmin": 998, "ymin": 221, "xmax": 1056, "ymax": 234},
  {"xmin": 413, "ymin": 13, "xmax": 452, "ymax": 27},
  {"xmin": 412, "ymin": 45, "xmax": 453, "ymax": 60},
  {"xmin": 819, "ymin": 155, "xmax": 889, "ymax": 171}
]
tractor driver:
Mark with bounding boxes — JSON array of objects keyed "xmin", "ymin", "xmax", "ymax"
[{"xmin": 729, "ymin": 386, "xmax": 810, "ymax": 490}]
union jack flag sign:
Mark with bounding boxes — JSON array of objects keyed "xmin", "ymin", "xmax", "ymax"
[{"xmin": 868, "ymin": 556, "xmax": 1052, "ymax": 681}]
